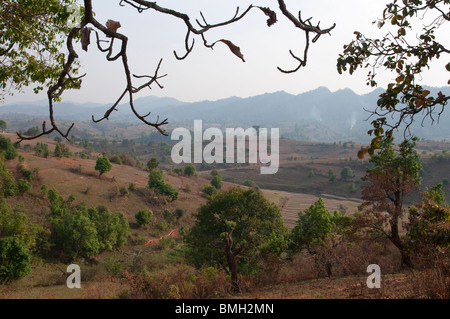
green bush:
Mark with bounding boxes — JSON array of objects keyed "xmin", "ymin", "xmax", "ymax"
[
  {"xmin": 184, "ymin": 164, "xmax": 197, "ymax": 176},
  {"xmin": 135, "ymin": 209, "xmax": 153, "ymax": 227},
  {"xmin": 17, "ymin": 179, "xmax": 32, "ymax": 194},
  {"xmin": 0, "ymin": 237, "xmax": 32, "ymax": 282},
  {"xmin": 34, "ymin": 143, "xmax": 50, "ymax": 158},
  {"xmin": 48, "ymin": 190, "xmax": 129, "ymax": 261},
  {"xmin": 211, "ymin": 175, "xmax": 223, "ymax": 190},
  {"xmin": 202, "ymin": 185, "xmax": 217, "ymax": 196},
  {"xmin": 0, "ymin": 135, "xmax": 17, "ymax": 160},
  {"xmin": 0, "ymin": 162, "xmax": 17, "ymax": 197},
  {"xmin": 21, "ymin": 169, "xmax": 33, "ymax": 181},
  {"xmin": 54, "ymin": 142, "xmax": 72, "ymax": 158},
  {"xmin": 148, "ymin": 169, "xmax": 178, "ymax": 201}
]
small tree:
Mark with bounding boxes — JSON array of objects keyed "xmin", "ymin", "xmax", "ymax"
[
  {"xmin": 328, "ymin": 169, "xmax": 336, "ymax": 182},
  {"xmin": 211, "ymin": 169, "xmax": 219, "ymax": 177},
  {"xmin": 358, "ymin": 137, "xmax": 422, "ymax": 267},
  {"xmin": 95, "ymin": 157, "xmax": 112, "ymax": 176},
  {"xmin": 186, "ymin": 187, "xmax": 288, "ymax": 292},
  {"xmin": 211, "ymin": 175, "xmax": 223, "ymax": 190},
  {"xmin": 202, "ymin": 184, "xmax": 217, "ymax": 196},
  {"xmin": 340, "ymin": 166, "xmax": 355, "ymax": 181},
  {"xmin": 135, "ymin": 209, "xmax": 153, "ymax": 227},
  {"xmin": 184, "ymin": 164, "xmax": 197, "ymax": 176},
  {"xmin": 54, "ymin": 142, "xmax": 72, "ymax": 158},
  {"xmin": 289, "ymin": 198, "xmax": 354, "ymax": 277},
  {"xmin": 0, "ymin": 120, "xmax": 7, "ymax": 133},
  {"xmin": 146, "ymin": 158, "xmax": 159, "ymax": 171},
  {"xmin": 17, "ymin": 179, "xmax": 32, "ymax": 195}
]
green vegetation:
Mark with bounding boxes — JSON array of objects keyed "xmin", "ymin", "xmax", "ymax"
[
  {"xmin": 359, "ymin": 137, "xmax": 422, "ymax": 267},
  {"xmin": 48, "ymin": 190, "xmax": 129, "ymax": 261},
  {"xmin": 186, "ymin": 187, "xmax": 288, "ymax": 292},
  {"xmin": 340, "ymin": 166, "xmax": 355, "ymax": 181},
  {"xmin": 0, "ymin": 237, "xmax": 32, "ymax": 283},
  {"xmin": 54, "ymin": 142, "xmax": 72, "ymax": 158},
  {"xmin": 183, "ymin": 164, "xmax": 197, "ymax": 176},
  {"xmin": 148, "ymin": 169, "xmax": 178, "ymax": 201},
  {"xmin": 34, "ymin": 143, "xmax": 50, "ymax": 158},
  {"xmin": 135, "ymin": 209, "xmax": 153, "ymax": 227},
  {"xmin": 95, "ymin": 157, "xmax": 112, "ymax": 176},
  {"xmin": 146, "ymin": 158, "xmax": 159, "ymax": 171},
  {"xmin": 201, "ymin": 184, "xmax": 217, "ymax": 196}
]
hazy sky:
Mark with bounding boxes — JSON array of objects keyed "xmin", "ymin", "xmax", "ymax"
[{"xmin": 3, "ymin": 0, "xmax": 450, "ymax": 105}]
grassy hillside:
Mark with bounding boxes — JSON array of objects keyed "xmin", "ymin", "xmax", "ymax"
[{"xmin": 0, "ymin": 133, "xmax": 449, "ymax": 299}]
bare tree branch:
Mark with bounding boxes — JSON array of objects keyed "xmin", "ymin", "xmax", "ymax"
[{"xmin": 16, "ymin": 0, "xmax": 336, "ymax": 141}]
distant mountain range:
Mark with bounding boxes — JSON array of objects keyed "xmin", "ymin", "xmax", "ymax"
[{"xmin": 1, "ymin": 86, "xmax": 450, "ymax": 143}]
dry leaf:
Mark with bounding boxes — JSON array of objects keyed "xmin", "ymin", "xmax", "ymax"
[
  {"xmin": 80, "ymin": 27, "xmax": 92, "ymax": 52},
  {"xmin": 218, "ymin": 40, "xmax": 245, "ymax": 62},
  {"xmin": 258, "ymin": 7, "xmax": 277, "ymax": 27},
  {"xmin": 106, "ymin": 19, "xmax": 121, "ymax": 35}
]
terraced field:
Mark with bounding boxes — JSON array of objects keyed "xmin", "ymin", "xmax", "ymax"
[{"xmin": 266, "ymin": 190, "xmax": 362, "ymax": 228}]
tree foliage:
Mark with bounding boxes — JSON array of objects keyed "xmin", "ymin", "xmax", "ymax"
[
  {"xmin": 135, "ymin": 209, "xmax": 153, "ymax": 227},
  {"xmin": 148, "ymin": 169, "xmax": 178, "ymax": 201},
  {"xmin": 186, "ymin": 187, "xmax": 288, "ymax": 292},
  {"xmin": 406, "ymin": 183, "xmax": 450, "ymax": 254},
  {"xmin": 48, "ymin": 190, "xmax": 129, "ymax": 261},
  {"xmin": 338, "ymin": 0, "xmax": 450, "ymax": 154},
  {"xmin": 95, "ymin": 156, "xmax": 112, "ymax": 176},
  {"xmin": 0, "ymin": 0, "xmax": 79, "ymax": 100},
  {"xmin": 0, "ymin": 237, "xmax": 32, "ymax": 283},
  {"xmin": 340, "ymin": 166, "xmax": 355, "ymax": 181},
  {"xmin": 146, "ymin": 158, "xmax": 159, "ymax": 171}
]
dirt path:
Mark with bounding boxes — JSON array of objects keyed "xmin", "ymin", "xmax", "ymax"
[{"xmin": 145, "ymin": 229, "xmax": 179, "ymax": 246}]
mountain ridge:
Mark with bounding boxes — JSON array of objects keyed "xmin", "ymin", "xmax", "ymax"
[{"xmin": 1, "ymin": 86, "xmax": 449, "ymax": 143}]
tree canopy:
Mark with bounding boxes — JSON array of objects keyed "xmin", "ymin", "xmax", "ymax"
[
  {"xmin": 186, "ymin": 187, "xmax": 288, "ymax": 292},
  {"xmin": 0, "ymin": 0, "xmax": 79, "ymax": 100}
]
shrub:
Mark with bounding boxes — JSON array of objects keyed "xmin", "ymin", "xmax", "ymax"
[
  {"xmin": 40, "ymin": 184, "xmax": 48, "ymax": 196},
  {"xmin": 17, "ymin": 179, "xmax": 32, "ymax": 194},
  {"xmin": 184, "ymin": 164, "xmax": 197, "ymax": 176},
  {"xmin": 0, "ymin": 135, "xmax": 17, "ymax": 160},
  {"xmin": 119, "ymin": 186, "xmax": 130, "ymax": 196},
  {"xmin": 34, "ymin": 143, "xmax": 50, "ymax": 158},
  {"xmin": 135, "ymin": 209, "xmax": 153, "ymax": 227},
  {"xmin": 0, "ymin": 237, "xmax": 32, "ymax": 282},
  {"xmin": 148, "ymin": 169, "xmax": 178, "ymax": 201},
  {"xmin": 202, "ymin": 185, "xmax": 217, "ymax": 196},
  {"xmin": 211, "ymin": 175, "xmax": 223, "ymax": 190},
  {"xmin": 54, "ymin": 142, "xmax": 72, "ymax": 158},
  {"xmin": 211, "ymin": 169, "xmax": 219, "ymax": 177},
  {"xmin": 21, "ymin": 169, "xmax": 33, "ymax": 181},
  {"xmin": 175, "ymin": 208, "xmax": 185, "ymax": 218},
  {"xmin": 341, "ymin": 166, "xmax": 355, "ymax": 181},
  {"xmin": 158, "ymin": 183, "xmax": 178, "ymax": 201},
  {"xmin": 158, "ymin": 220, "xmax": 168, "ymax": 231},
  {"xmin": 147, "ymin": 158, "xmax": 159, "ymax": 171}
]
